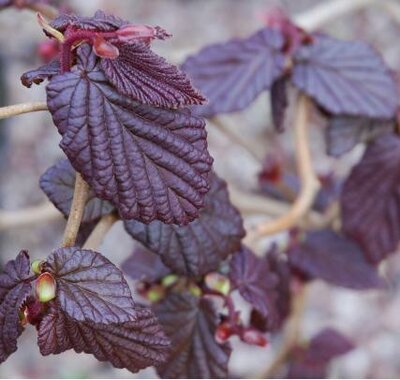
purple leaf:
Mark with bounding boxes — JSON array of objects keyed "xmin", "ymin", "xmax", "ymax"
[
  {"xmin": 0, "ymin": 251, "xmax": 32, "ymax": 363},
  {"xmin": 287, "ymin": 328, "xmax": 354, "ymax": 379},
  {"xmin": 181, "ymin": 27, "xmax": 285, "ymax": 117},
  {"xmin": 20, "ymin": 59, "xmax": 60, "ymax": 88},
  {"xmin": 326, "ymin": 116, "xmax": 394, "ymax": 157},
  {"xmin": 101, "ymin": 41, "xmax": 205, "ymax": 108},
  {"xmin": 292, "ymin": 34, "xmax": 398, "ymax": 118},
  {"xmin": 229, "ymin": 246, "xmax": 279, "ymax": 321},
  {"xmin": 49, "ymin": 10, "xmax": 127, "ymax": 33},
  {"xmin": 288, "ymin": 230, "xmax": 384, "ymax": 289},
  {"xmin": 153, "ymin": 291, "xmax": 231, "ymax": 379},
  {"xmin": 270, "ymin": 76, "xmax": 288, "ymax": 132},
  {"xmin": 121, "ymin": 247, "xmax": 170, "ymax": 283},
  {"xmin": 124, "ymin": 173, "xmax": 244, "ymax": 276},
  {"xmin": 38, "ymin": 302, "xmax": 169, "ymax": 373},
  {"xmin": 40, "ymin": 159, "xmax": 114, "ymax": 223},
  {"xmin": 46, "ymin": 44, "xmax": 213, "ymax": 224},
  {"xmin": 308, "ymin": 328, "xmax": 354, "ymax": 362},
  {"xmin": 45, "ymin": 247, "xmax": 138, "ymax": 324},
  {"xmin": 341, "ymin": 134, "xmax": 400, "ymax": 263}
]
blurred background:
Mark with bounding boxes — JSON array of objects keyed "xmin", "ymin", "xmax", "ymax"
[{"xmin": 1, "ymin": 0, "xmax": 400, "ymax": 378}]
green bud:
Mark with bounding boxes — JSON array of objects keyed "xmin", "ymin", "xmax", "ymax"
[
  {"xmin": 188, "ymin": 284, "xmax": 202, "ymax": 298},
  {"xmin": 147, "ymin": 286, "xmax": 164, "ymax": 303},
  {"xmin": 205, "ymin": 273, "xmax": 230, "ymax": 295},
  {"xmin": 31, "ymin": 259, "xmax": 44, "ymax": 275},
  {"xmin": 161, "ymin": 274, "xmax": 178, "ymax": 287}
]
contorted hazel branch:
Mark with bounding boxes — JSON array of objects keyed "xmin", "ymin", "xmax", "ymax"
[
  {"xmin": 255, "ymin": 94, "xmax": 320, "ymax": 236},
  {"xmin": 0, "ymin": 102, "xmax": 48, "ymax": 119}
]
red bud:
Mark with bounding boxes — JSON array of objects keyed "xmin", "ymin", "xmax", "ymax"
[
  {"xmin": 241, "ymin": 328, "xmax": 268, "ymax": 347},
  {"xmin": 93, "ymin": 34, "xmax": 119, "ymax": 59},
  {"xmin": 35, "ymin": 272, "xmax": 56, "ymax": 303}
]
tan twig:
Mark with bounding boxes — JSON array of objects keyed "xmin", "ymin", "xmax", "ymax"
[
  {"xmin": 83, "ymin": 213, "xmax": 119, "ymax": 250},
  {"xmin": 0, "ymin": 102, "xmax": 48, "ymax": 120},
  {"xmin": 0, "ymin": 202, "xmax": 61, "ymax": 230},
  {"xmin": 261, "ymin": 286, "xmax": 308, "ymax": 379},
  {"xmin": 255, "ymin": 95, "xmax": 320, "ymax": 236},
  {"xmin": 61, "ymin": 173, "xmax": 90, "ymax": 247}
]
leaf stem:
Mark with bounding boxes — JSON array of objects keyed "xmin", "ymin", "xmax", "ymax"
[
  {"xmin": 255, "ymin": 94, "xmax": 320, "ymax": 236},
  {"xmin": 0, "ymin": 102, "xmax": 48, "ymax": 119},
  {"xmin": 261, "ymin": 285, "xmax": 308, "ymax": 378},
  {"xmin": 0, "ymin": 202, "xmax": 61, "ymax": 230},
  {"xmin": 83, "ymin": 213, "xmax": 119, "ymax": 250},
  {"xmin": 61, "ymin": 173, "xmax": 90, "ymax": 247}
]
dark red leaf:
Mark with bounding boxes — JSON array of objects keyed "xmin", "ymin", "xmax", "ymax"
[
  {"xmin": 40, "ymin": 159, "xmax": 114, "ymax": 223},
  {"xmin": 101, "ymin": 41, "xmax": 206, "ymax": 108},
  {"xmin": 0, "ymin": 251, "xmax": 32, "ymax": 363},
  {"xmin": 341, "ymin": 134, "xmax": 400, "ymax": 263},
  {"xmin": 20, "ymin": 59, "xmax": 60, "ymax": 88},
  {"xmin": 229, "ymin": 246, "xmax": 279, "ymax": 321},
  {"xmin": 153, "ymin": 291, "xmax": 231, "ymax": 378},
  {"xmin": 124, "ymin": 173, "xmax": 244, "ymax": 276},
  {"xmin": 181, "ymin": 27, "xmax": 285, "ymax": 117},
  {"xmin": 49, "ymin": 10, "xmax": 127, "ymax": 33},
  {"xmin": 270, "ymin": 76, "xmax": 288, "ymax": 132},
  {"xmin": 288, "ymin": 230, "xmax": 384, "ymax": 289},
  {"xmin": 45, "ymin": 247, "xmax": 138, "ymax": 324},
  {"xmin": 46, "ymin": 44, "xmax": 213, "ymax": 224},
  {"xmin": 326, "ymin": 116, "xmax": 394, "ymax": 157},
  {"xmin": 121, "ymin": 247, "xmax": 170, "ymax": 283},
  {"xmin": 292, "ymin": 34, "xmax": 398, "ymax": 118},
  {"xmin": 38, "ymin": 302, "xmax": 169, "ymax": 373}
]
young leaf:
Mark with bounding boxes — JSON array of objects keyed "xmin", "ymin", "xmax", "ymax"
[
  {"xmin": 270, "ymin": 76, "xmax": 289, "ymax": 132},
  {"xmin": 124, "ymin": 173, "xmax": 245, "ymax": 276},
  {"xmin": 101, "ymin": 41, "xmax": 206, "ymax": 108},
  {"xmin": 38, "ymin": 303, "xmax": 170, "ymax": 373},
  {"xmin": 46, "ymin": 44, "xmax": 213, "ymax": 224},
  {"xmin": 181, "ymin": 27, "xmax": 285, "ymax": 117},
  {"xmin": 288, "ymin": 230, "xmax": 384, "ymax": 289},
  {"xmin": 229, "ymin": 246, "xmax": 279, "ymax": 321},
  {"xmin": 49, "ymin": 10, "xmax": 126, "ymax": 33},
  {"xmin": 153, "ymin": 291, "xmax": 231, "ymax": 378},
  {"xmin": 40, "ymin": 159, "xmax": 114, "ymax": 223},
  {"xmin": 121, "ymin": 247, "xmax": 170, "ymax": 283},
  {"xmin": 326, "ymin": 116, "xmax": 394, "ymax": 157},
  {"xmin": 20, "ymin": 59, "xmax": 60, "ymax": 88},
  {"xmin": 292, "ymin": 34, "xmax": 398, "ymax": 118},
  {"xmin": 0, "ymin": 251, "xmax": 32, "ymax": 364},
  {"xmin": 341, "ymin": 134, "xmax": 400, "ymax": 263},
  {"xmin": 45, "ymin": 247, "xmax": 138, "ymax": 324}
]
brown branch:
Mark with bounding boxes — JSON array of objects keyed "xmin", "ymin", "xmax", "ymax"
[
  {"xmin": 0, "ymin": 102, "xmax": 48, "ymax": 120},
  {"xmin": 255, "ymin": 95, "xmax": 320, "ymax": 237},
  {"xmin": 261, "ymin": 286, "xmax": 308, "ymax": 378},
  {"xmin": 83, "ymin": 213, "xmax": 119, "ymax": 250},
  {"xmin": 61, "ymin": 173, "xmax": 90, "ymax": 247},
  {"xmin": 0, "ymin": 202, "xmax": 61, "ymax": 230}
]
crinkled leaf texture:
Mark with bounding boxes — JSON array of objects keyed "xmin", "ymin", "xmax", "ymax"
[
  {"xmin": 101, "ymin": 41, "xmax": 205, "ymax": 108},
  {"xmin": 292, "ymin": 34, "xmax": 398, "ymax": 118},
  {"xmin": 38, "ymin": 302, "xmax": 169, "ymax": 374},
  {"xmin": 0, "ymin": 251, "xmax": 32, "ymax": 363},
  {"xmin": 326, "ymin": 116, "xmax": 394, "ymax": 157},
  {"xmin": 49, "ymin": 10, "xmax": 126, "ymax": 33},
  {"xmin": 287, "ymin": 328, "xmax": 354, "ymax": 379},
  {"xmin": 229, "ymin": 246, "xmax": 279, "ymax": 323},
  {"xmin": 46, "ymin": 44, "xmax": 213, "ymax": 224},
  {"xmin": 122, "ymin": 247, "xmax": 170, "ymax": 283},
  {"xmin": 21, "ymin": 59, "xmax": 60, "ymax": 88},
  {"xmin": 153, "ymin": 291, "xmax": 231, "ymax": 379},
  {"xmin": 40, "ymin": 159, "xmax": 114, "ymax": 223},
  {"xmin": 181, "ymin": 27, "xmax": 285, "ymax": 117},
  {"xmin": 288, "ymin": 230, "xmax": 384, "ymax": 289},
  {"xmin": 342, "ymin": 134, "xmax": 400, "ymax": 263},
  {"xmin": 46, "ymin": 247, "xmax": 138, "ymax": 324},
  {"xmin": 124, "ymin": 173, "xmax": 245, "ymax": 276}
]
